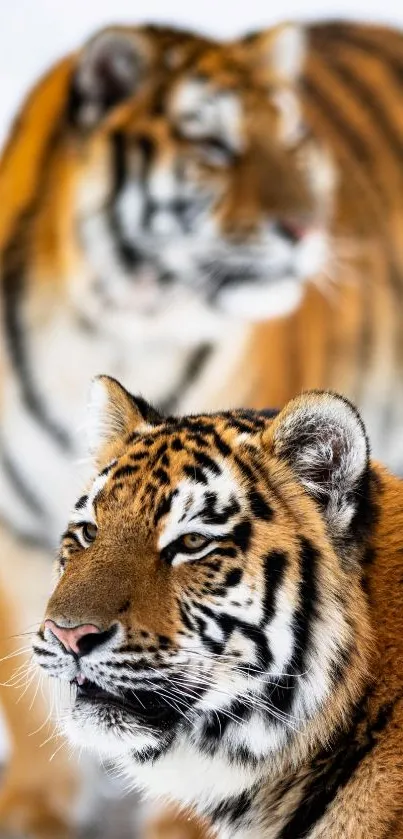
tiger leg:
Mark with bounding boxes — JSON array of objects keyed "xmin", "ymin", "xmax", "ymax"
[{"xmin": 0, "ymin": 524, "xmax": 77, "ymax": 838}]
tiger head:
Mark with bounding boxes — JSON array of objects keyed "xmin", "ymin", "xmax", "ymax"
[
  {"xmin": 65, "ymin": 23, "xmax": 333, "ymax": 334},
  {"xmin": 35, "ymin": 378, "xmax": 374, "ymax": 810}
]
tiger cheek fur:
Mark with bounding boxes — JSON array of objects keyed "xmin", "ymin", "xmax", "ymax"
[{"xmin": 33, "ymin": 376, "xmax": 403, "ymax": 838}]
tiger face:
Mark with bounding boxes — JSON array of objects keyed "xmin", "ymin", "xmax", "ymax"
[
  {"xmin": 35, "ymin": 378, "xmax": 373, "ymax": 811},
  {"xmin": 71, "ymin": 24, "xmax": 333, "ymax": 334}
]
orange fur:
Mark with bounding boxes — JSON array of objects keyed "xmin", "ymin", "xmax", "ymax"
[
  {"xmin": 36, "ymin": 384, "xmax": 403, "ymax": 837},
  {"xmin": 2, "ymin": 20, "xmax": 403, "ymax": 839}
]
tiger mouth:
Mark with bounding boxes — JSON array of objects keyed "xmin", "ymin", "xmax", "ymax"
[{"xmin": 74, "ymin": 678, "xmax": 177, "ymax": 725}]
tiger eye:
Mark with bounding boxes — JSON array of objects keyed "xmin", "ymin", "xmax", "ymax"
[
  {"xmin": 81, "ymin": 522, "xmax": 98, "ymax": 544},
  {"xmin": 182, "ymin": 533, "xmax": 207, "ymax": 550}
]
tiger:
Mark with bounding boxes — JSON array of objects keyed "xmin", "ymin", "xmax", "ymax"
[
  {"xmin": 2, "ymin": 17, "xmax": 403, "ymax": 836},
  {"xmin": 0, "ymin": 20, "xmax": 326, "ymax": 835},
  {"xmin": 2, "ymin": 19, "xmax": 402, "ymax": 489},
  {"xmin": 6, "ymin": 20, "xmax": 403, "ymax": 554},
  {"xmin": 0, "ymin": 22, "xmax": 218, "ymax": 838},
  {"xmin": 33, "ymin": 373, "xmax": 403, "ymax": 839}
]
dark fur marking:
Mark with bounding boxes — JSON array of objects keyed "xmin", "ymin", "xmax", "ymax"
[
  {"xmin": 225, "ymin": 568, "xmax": 243, "ymax": 587},
  {"xmin": 268, "ymin": 538, "xmax": 318, "ymax": 716},
  {"xmin": 179, "ymin": 601, "xmax": 195, "ymax": 631},
  {"xmin": 262, "ymin": 550, "xmax": 288, "ymax": 624},
  {"xmin": 212, "ymin": 547, "xmax": 237, "ymax": 559},
  {"xmin": 113, "ymin": 464, "xmax": 140, "ymax": 480},
  {"xmin": 183, "ymin": 464, "xmax": 208, "ymax": 485},
  {"xmin": 212, "ymin": 431, "xmax": 232, "ymax": 458},
  {"xmin": 210, "ymin": 788, "xmax": 255, "ymax": 825},
  {"xmin": 248, "ymin": 489, "xmax": 273, "ymax": 521},
  {"xmin": 153, "ymin": 493, "xmax": 172, "ymax": 525},
  {"xmin": 0, "ymin": 446, "xmax": 47, "ymax": 520},
  {"xmin": 154, "ymin": 467, "xmax": 169, "ymax": 485},
  {"xmin": 193, "ymin": 450, "xmax": 221, "ymax": 475},
  {"xmin": 232, "ymin": 520, "xmax": 252, "ymax": 553},
  {"xmin": 117, "ymin": 599, "xmax": 131, "ymax": 615},
  {"xmin": 158, "ymin": 344, "xmax": 212, "ymax": 415},
  {"xmin": 279, "ymin": 689, "xmax": 403, "ymax": 838},
  {"xmin": 199, "ymin": 492, "xmax": 240, "ymax": 525},
  {"xmin": 75, "ymin": 494, "xmax": 88, "ymax": 510}
]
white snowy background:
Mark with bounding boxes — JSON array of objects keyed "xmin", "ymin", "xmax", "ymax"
[{"xmin": 0, "ymin": 0, "xmax": 403, "ymax": 146}]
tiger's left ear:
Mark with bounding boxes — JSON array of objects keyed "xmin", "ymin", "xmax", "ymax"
[
  {"xmin": 263, "ymin": 391, "xmax": 370, "ymax": 537},
  {"xmin": 86, "ymin": 375, "xmax": 162, "ymax": 458}
]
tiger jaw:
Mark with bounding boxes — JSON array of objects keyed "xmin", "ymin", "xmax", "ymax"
[
  {"xmin": 81, "ymin": 186, "xmax": 329, "ymax": 328},
  {"xmin": 36, "ymin": 628, "xmax": 271, "ymax": 762}
]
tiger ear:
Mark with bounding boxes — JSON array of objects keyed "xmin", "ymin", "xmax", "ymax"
[
  {"xmin": 69, "ymin": 28, "xmax": 150, "ymax": 128},
  {"xmin": 242, "ymin": 24, "xmax": 306, "ymax": 144},
  {"xmin": 255, "ymin": 23, "xmax": 306, "ymax": 83},
  {"xmin": 87, "ymin": 375, "xmax": 162, "ymax": 456},
  {"xmin": 263, "ymin": 391, "xmax": 370, "ymax": 536}
]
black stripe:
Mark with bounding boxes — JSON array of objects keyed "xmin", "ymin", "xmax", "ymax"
[
  {"xmin": 313, "ymin": 23, "xmax": 403, "ymax": 84},
  {"xmin": 210, "ymin": 785, "xmax": 258, "ymax": 824},
  {"xmin": 302, "ymin": 76, "xmax": 373, "ymax": 181},
  {"xmin": 198, "ymin": 604, "xmax": 271, "ymax": 669},
  {"xmin": 197, "ymin": 492, "xmax": 240, "ymax": 525},
  {"xmin": 2, "ymin": 124, "xmax": 72, "ymax": 451},
  {"xmin": 302, "ymin": 63, "xmax": 403, "ymax": 420},
  {"xmin": 153, "ymin": 493, "xmax": 172, "ymax": 526},
  {"xmin": 158, "ymin": 344, "xmax": 213, "ymax": 415},
  {"xmin": 278, "ymin": 688, "xmax": 403, "ymax": 838},
  {"xmin": 107, "ymin": 131, "xmax": 146, "ymax": 271},
  {"xmin": 193, "ymin": 450, "xmax": 221, "ymax": 475},
  {"xmin": 0, "ymin": 444, "xmax": 47, "ymax": 521},
  {"xmin": 267, "ymin": 537, "xmax": 318, "ymax": 716},
  {"xmin": 261, "ymin": 550, "xmax": 288, "ymax": 625},
  {"xmin": 248, "ymin": 490, "xmax": 273, "ymax": 521},
  {"xmin": 323, "ymin": 53, "xmax": 403, "ymax": 163},
  {"xmin": 75, "ymin": 494, "xmax": 88, "ymax": 510},
  {"xmin": 113, "ymin": 464, "xmax": 139, "ymax": 480}
]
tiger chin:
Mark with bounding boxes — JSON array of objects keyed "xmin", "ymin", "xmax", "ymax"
[{"xmin": 34, "ymin": 375, "xmax": 403, "ymax": 838}]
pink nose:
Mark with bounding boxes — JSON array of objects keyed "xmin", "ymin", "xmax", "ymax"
[{"xmin": 44, "ymin": 619, "xmax": 101, "ymax": 655}]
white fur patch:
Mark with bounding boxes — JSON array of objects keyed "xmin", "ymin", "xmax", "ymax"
[
  {"xmin": 217, "ymin": 275, "xmax": 303, "ymax": 320},
  {"xmin": 172, "ymin": 79, "xmax": 243, "ymax": 152},
  {"xmin": 274, "ymin": 88, "xmax": 304, "ymax": 146},
  {"xmin": 270, "ymin": 25, "xmax": 306, "ymax": 82},
  {"xmin": 86, "ymin": 377, "xmax": 113, "ymax": 454}
]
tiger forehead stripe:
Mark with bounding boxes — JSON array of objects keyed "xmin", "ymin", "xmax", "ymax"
[{"xmin": 158, "ymin": 457, "xmax": 243, "ymax": 551}]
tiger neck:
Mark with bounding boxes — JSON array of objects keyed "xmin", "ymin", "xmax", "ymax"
[{"xmin": 126, "ymin": 684, "xmax": 374, "ymax": 839}]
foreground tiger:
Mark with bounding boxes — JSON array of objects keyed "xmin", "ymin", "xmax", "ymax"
[
  {"xmin": 34, "ymin": 376, "xmax": 403, "ymax": 838},
  {"xmin": 3, "ymin": 17, "xmax": 403, "ymax": 835}
]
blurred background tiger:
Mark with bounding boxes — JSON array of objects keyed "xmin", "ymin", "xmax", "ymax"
[{"xmin": 1, "ymin": 8, "xmax": 403, "ymax": 839}]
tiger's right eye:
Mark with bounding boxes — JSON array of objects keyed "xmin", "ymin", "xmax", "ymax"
[
  {"xmin": 80, "ymin": 522, "xmax": 98, "ymax": 546},
  {"xmin": 182, "ymin": 533, "xmax": 209, "ymax": 550}
]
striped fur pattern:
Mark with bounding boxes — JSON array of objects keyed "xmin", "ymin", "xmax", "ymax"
[
  {"xmin": 3, "ymin": 22, "xmax": 403, "ymax": 553},
  {"xmin": 35, "ymin": 377, "xmax": 403, "ymax": 837},
  {"xmin": 2, "ymin": 23, "xmax": 403, "ymax": 557},
  {"xmin": 239, "ymin": 21, "xmax": 403, "ymax": 472}
]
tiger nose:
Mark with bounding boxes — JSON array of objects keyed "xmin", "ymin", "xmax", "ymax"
[{"xmin": 44, "ymin": 619, "xmax": 102, "ymax": 656}]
